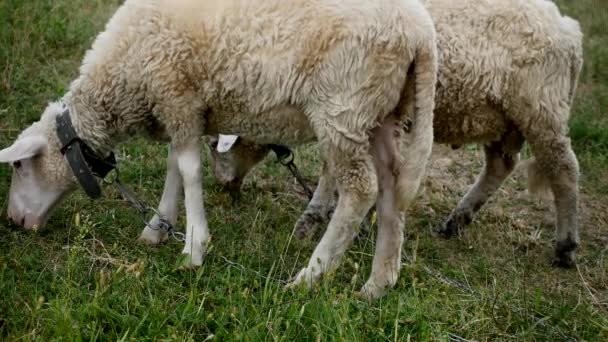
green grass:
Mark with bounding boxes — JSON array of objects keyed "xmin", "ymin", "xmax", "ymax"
[{"xmin": 1, "ymin": 0, "xmax": 607, "ymax": 340}]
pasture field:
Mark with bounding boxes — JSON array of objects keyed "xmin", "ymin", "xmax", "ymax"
[{"xmin": 0, "ymin": 0, "xmax": 606, "ymax": 340}]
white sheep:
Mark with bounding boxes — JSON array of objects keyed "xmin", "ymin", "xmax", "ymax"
[
  {"xmin": 0, "ymin": 0, "xmax": 438, "ymax": 299},
  {"xmin": 208, "ymin": 0, "xmax": 584, "ymax": 268}
]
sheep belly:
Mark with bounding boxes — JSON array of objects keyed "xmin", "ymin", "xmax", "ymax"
[{"xmin": 205, "ymin": 105, "xmax": 316, "ymax": 146}]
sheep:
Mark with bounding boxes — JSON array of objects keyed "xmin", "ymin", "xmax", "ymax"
[
  {"xmin": 0, "ymin": 0, "xmax": 438, "ymax": 299},
  {"xmin": 207, "ymin": 0, "xmax": 584, "ymax": 268}
]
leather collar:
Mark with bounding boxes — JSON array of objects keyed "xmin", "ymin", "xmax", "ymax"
[
  {"xmin": 268, "ymin": 144, "xmax": 292, "ymax": 161},
  {"xmin": 55, "ymin": 108, "xmax": 116, "ymax": 199}
]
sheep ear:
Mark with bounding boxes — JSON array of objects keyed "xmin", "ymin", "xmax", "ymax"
[
  {"xmin": 0, "ymin": 135, "xmax": 47, "ymax": 163},
  {"xmin": 217, "ymin": 134, "xmax": 239, "ymax": 153}
]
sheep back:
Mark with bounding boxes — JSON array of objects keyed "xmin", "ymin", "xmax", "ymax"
[{"xmin": 424, "ymin": 0, "xmax": 583, "ymax": 146}]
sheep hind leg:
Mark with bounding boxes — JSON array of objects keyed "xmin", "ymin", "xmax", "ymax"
[
  {"xmin": 294, "ymin": 159, "xmax": 337, "ymax": 240},
  {"xmin": 138, "ymin": 144, "xmax": 181, "ymax": 245},
  {"xmin": 436, "ymin": 131, "xmax": 524, "ymax": 237},
  {"xmin": 358, "ymin": 119, "xmax": 406, "ymax": 300},
  {"xmin": 358, "ymin": 184, "xmax": 404, "ymax": 299},
  {"xmin": 294, "ymin": 171, "xmax": 376, "ymax": 241},
  {"xmin": 526, "ymin": 136, "xmax": 579, "ymax": 268},
  {"xmin": 287, "ymin": 147, "xmax": 377, "ymax": 288}
]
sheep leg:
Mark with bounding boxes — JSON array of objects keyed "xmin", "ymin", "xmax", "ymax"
[
  {"xmin": 175, "ymin": 140, "xmax": 210, "ymax": 268},
  {"xmin": 287, "ymin": 149, "xmax": 377, "ymax": 288},
  {"xmin": 138, "ymin": 144, "xmax": 182, "ymax": 245},
  {"xmin": 358, "ymin": 121, "xmax": 405, "ymax": 299},
  {"xmin": 528, "ymin": 137, "xmax": 579, "ymax": 268},
  {"xmin": 437, "ymin": 136, "xmax": 521, "ymax": 237},
  {"xmin": 295, "ymin": 176, "xmax": 380, "ymax": 241},
  {"xmin": 359, "ymin": 200, "xmax": 405, "ymax": 299},
  {"xmin": 294, "ymin": 159, "xmax": 337, "ymax": 240}
]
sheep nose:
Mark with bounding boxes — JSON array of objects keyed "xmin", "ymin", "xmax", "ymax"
[
  {"xmin": 7, "ymin": 211, "xmax": 24, "ymax": 227},
  {"xmin": 7, "ymin": 207, "xmax": 16, "ymax": 223},
  {"xmin": 7, "ymin": 208, "xmax": 40, "ymax": 230},
  {"xmin": 22, "ymin": 213, "xmax": 42, "ymax": 231}
]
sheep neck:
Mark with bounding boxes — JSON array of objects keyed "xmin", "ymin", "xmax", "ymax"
[{"xmin": 60, "ymin": 91, "xmax": 121, "ymax": 160}]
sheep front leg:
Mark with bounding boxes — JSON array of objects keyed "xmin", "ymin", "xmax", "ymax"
[
  {"xmin": 175, "ymin": 140, "xmax": 210, "ymax": 268},
  {"xmin": 287, "ymin": 152, "xmax": 377, "ymax": 288},
  {"xmin": 138, "ymin": 144, "xmax": 182, "ymax": 245},
  {"xmin": 294, "ymin": 160, "xmax": 337, "ymax": 239}
]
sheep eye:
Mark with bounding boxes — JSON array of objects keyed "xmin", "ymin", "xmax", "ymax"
[{"xmin": 12, "ymin": 161, "xmax": 22, "ymax": 169}]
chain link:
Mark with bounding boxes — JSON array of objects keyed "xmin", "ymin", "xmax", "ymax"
[
  {"xmin": 402, "ymin": 254, "xmax": 576, "ymax": 342},
  {"xmin": 274, "ymin": 149, "xmax": 315, "ymax": 200},
  {"xmin": 218, "ymin": 256, "xmax": 288, "ymax": 285},
  {"xmin": 111, "ymin": 178, "xmax": 185, "ymax": 242}
]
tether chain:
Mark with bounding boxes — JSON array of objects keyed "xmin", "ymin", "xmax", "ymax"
[
  {"xmin": 270, "ymin": 145, "xmax": 315, "ymax": 200},
  {"xmin": 101, "ymin": 169, "xmax": 186, "ymax": 242}
]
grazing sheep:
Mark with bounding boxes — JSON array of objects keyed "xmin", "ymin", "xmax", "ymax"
[
  {"xmin": 208, "ymin": 0, "xmax": 584, "ymax": 267},
  {"xmin": 0, "ymin": 0, "xmax": 438, "ymax": 298}
]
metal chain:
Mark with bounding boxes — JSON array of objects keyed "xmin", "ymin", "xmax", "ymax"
[
  {"xmin": 402, "ymin": 254, "xmax": 475, "ymax": 294},
  {"xmin": 401, "ymin": 254, "xmax": 577, "ymax": 342},
  {"xmin": 100, "ymin": 147, "xmax": 309, "ymax": 243},
  {"xmin": 274, "ymin": 148, "xmax": 315, "ymax": 200},
  {"xmin": 110, "ymin": 176, "xmax": 185, "ymax": 242},
  {"xmin": 446, "ymin": 333, "xmax": 473, "ymax": 342},
  {"xmin": 215, "ymin": 253, "xmax": 473, "ymax": 342},
  {"xmin": 218, "ymin": 255, "xmax": 288, "ymax": 285}
]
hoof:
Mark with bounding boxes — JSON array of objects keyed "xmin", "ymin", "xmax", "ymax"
[
  {"xmin": 434, "ymin": 212, "xmax": 471, "ymax": 238},
  {"xmin": 294, "ymin": 212, "xmax": 327, "ymax": 240},
  {"xmin": 137, "ymin": 227, "xmax": 168, "ymax": 246},
  {"xmin": 285, "ymin": 267, "xmax": 317, "ymax": 290},
  {"xmin": 175, "ymin": 253, "xmax": 204, "ymax": 270},
  {"xmin": 552, "ymin": 238, "xmax": 578, "ymax": 268},
  {"xmin": 434, "ymin": 218, "xmax": 459, "ymax": 238},
  {"xmin": 356, "ymin": 281, "xmax": 388, "ymax": 301},
  {"xmin": 551, "ymin": 253, "xmax": 576, "ymax": 268}
]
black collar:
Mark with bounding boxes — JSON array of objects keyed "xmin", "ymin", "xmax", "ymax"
[
  {"xmin": 55, "ymin": 108, "xmax": 116, "ymax": 199},
  {"xmin": 268, "ymin": 144, "xmax": 292, "ymax": 161}
]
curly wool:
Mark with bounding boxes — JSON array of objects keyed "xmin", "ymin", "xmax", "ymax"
[
  {"xmin": 59, "ymin": 0, "xmax": 436, "ymax": 158},
  {"xmin": 208, "ymin": 0, "xmax": 584, "ymax": 268},
  {"xmin": 0, "ymin": 0, "xmax": 439, "ymax": 293},
  {"xmin": 426, "ymin": 0, "xmax": 583, "ymax": 147},
  {"xmin": 214, "ymin": 0, "xmax": 583, "ymax": 196}
]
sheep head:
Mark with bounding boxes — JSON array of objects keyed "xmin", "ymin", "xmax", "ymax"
[
  {"xmin": 207, "ymin": 134, "xmax": 270, "ymax": 191},
  {"xmin": 0, "ymin": 102, "xmax": 77, "ymax": 230}
]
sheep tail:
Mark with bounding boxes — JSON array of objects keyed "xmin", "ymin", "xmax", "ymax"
[
  {"xmin": 520, "ymin": 158, "xmax": 553, "ymax": 201},
  {"xmin": 394, "ymin": 36, "xmax": 438, "ymax": 210},
  {"xmin": 409, "ymin": 38, "xmax": 437, "ymax": 153}
]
